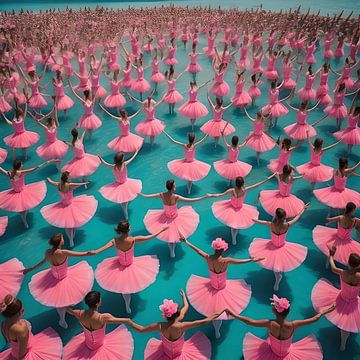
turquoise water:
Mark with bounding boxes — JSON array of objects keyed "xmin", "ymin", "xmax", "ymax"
[
  {"xmin": 0, "ymin": 0, "xmax": 358, "ymax": 14},
  {"xmin": 0, "ymin": 18, "xmax": 360, "ymax": 360}
]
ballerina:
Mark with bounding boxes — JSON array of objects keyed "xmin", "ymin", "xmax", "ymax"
[
  {"xmin": 150, "ymin": 49, "xmax": 165, "ymax": 92},
  {"xmin": 120, "ymin": 60, "xmax": 133, "ymax": 89},
  {"xmin": 334, "ymin": 91, "xmax": 360, "ymax": 153},
  {"xmin": 178, "ymin": 80, "xmax": 210, "ymax": 130},
  {"xmin": 0, "ymin": 295, "xmax": 63, "ymax": 359},
  {"xmin": 210, "ymin": 61, "xmax": 230, "ymax": 99},
  {"xmin": 211, "ymin": 174, "xmax": 275, "ymax": 245},
  {"xmin": 297, "ymin": 65, "xmax": 317, "ymax": 102},
  {"xmin": 281, "ymin": 51, "xmax": 297, "ymax": 90},
  {"xmin": 200, "ymin": 95, "xmax": 234, "ymax": 145},
  {"xmin": 248, "ymin": 73, "xmax": 262, "ymax": 106},
  {"xmin": 127, "ymin": 95, "xmax": 165, "ymax": 145},
  {"xmin": 324, "ymin": 81, "xmax": 348, "ymax": 130},
  {"xmin": 24, "ymin": 233, "xmax": 95, "ymax": 328},
  {"xmin": 140, "ymin": 179, "xmax": 209, "ymax": 258},
  {"xmin": 264, "ymin": 48, "xmax": 280, "ymax": 80},
  {"xmin": 316, "ymin": 63, "xmax": 332, "ymax": 106},
  {"xmin": 313, "ymin": 157, "xmax": 360, "ymax": 213},
  {"xmin": 98, "ymin": 150, "xmax": 141, "ymax": 219},
  {"xmin": 0, "ymin": 258, "xmax": 24, "ymax": 300},
  {"xmin": 41, "ymin": 171, "xmax": 98, "ymax": 247},
  {"xmin": 30, "ymin": 103, "xmax": 68, "ymax": 165},
  {"xmin": 262, "ymin": 80, "xmax": 289, "ymax": 127},
  {"xmin": 181, "ymin": 236, "xmax": 260, "ymax": 338},
  {"xmin": 227, "ymin": 296, "xmax": 334, "ymax": 359},
  {"xmin": 103, "ymin": 69, "xmax": 126, "ymax": 108},
  {"xmin": 62, "ymin": 128, "xmax": 101, "ymax": 183},
  {"xmin": 92, "ymin": 220, "xmax": 166, "ymax": 313},
  {"xmin": 128, "ymin": 291, "xmax": 223, "ymax": 359},
  {"xmin": 164, "ymin": 38, "xmax": 178, "ymax": 66},
  {"xmin": 163, "ymin": 65, "xmax": 185, "ymax": 115},
  {"xmin": 99, "ymin": 105, "xmax": 143, "ymax": 153},
  {"xmin": 131, "ymin": 57, "xmax": 151, "ymax": 101},
  {"xmin": 186, "ymin": 43, "xmax": 202, "ymax": 81},
  {"xmin": 244, "ymin": 109, "xmax": 275, "ymax": 165},
  {"xmin": 0, "ymin": 159, "xmax": 55, "ymax": 228},
  {"xmin": 89, "ymin": 54, "xmax": 107, "ymax": 100},
  {"xmin": 69, "ymin": 81, "xmax": 101, "ymax": 136},
  {"xmin": 312, "ymin": 202, "xmax": 360, "ymax": 265},
  {"xmin": 312, "ymin": 247, "xmax": 360, "ymax": 351},
  {"xmin": 231, "ymin": 69, "xmax": 251, "ymax": 108},
  {"xmin": 268, "ymin": 138, "xmax": 299, "ymax": 173},
  {"xmin": 2, "ymin": 98, "xmax": 39, "ymax": 160},
  {"xmin": 213, "ymin": 134, "xmax": 252, "ymax": 183},
  {"xmin": 297, "ymin": 131, "xmax": 340, "ymax": 189},
  {"xmin": 164, "ymin": 131, "xmax": 211, "ymax": 194},
  {"xmin": 249, "ymin": 206, "xmax": 309, "ymax": 290},
  {"xmin": 261, "ymin": 163, "xmax": 305, "ymax": 215},
  {"xmin": 203, "ymin": 29, "xmax": 216, "ymax": 59},
  {"xmin": 64, "ymin": 291, "xmax": 133, "ymax": 359},
  {"xmin": 52, "ymin": 70, "xmax": 74, "ymax": 113},
  {"xmin": 285, "ymin": 101, "xmax": 319, "ymax": 142}
]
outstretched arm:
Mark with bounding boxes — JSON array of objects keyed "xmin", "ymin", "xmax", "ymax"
[
  {"xmin": 59, "ymin": 249, "xmax": 98, "ymax": 257},
  {"xmin": 91, "ymin": 240, "xmax": 114, "ymax": 255},
  {"xmin": 139, "ymin": 192, "xmax": 161, "ymax": 198},
  {"xmin": 181, "ymin": 311, "xmax": 225, "ymax": 331},
  {"xmin": 21, "ymin": 160, "xmax": 56, "ymax": 175},
  {"xmin": 225, "ymin": 257, "xmax": 264, "ymax": 265},
  {"xmin": 99, "ymin": 103, "xmax": 121, "ymax": 120},
  {"xmin": 163, "ymin": 130, "xmax": 184, "ymax": 145},
  {"xmin": 245, "ymin": 173, "xmax": 276, "ymax": 191},
  {"xmin": 293, "ymin": 305, "xmax": 335, "ymax": 329},
  {"xmin": 287, "ymin": 203, "xmax": 309, "ymax": 225},
  {"xmin": 127, "ymin": 321, "xmax": 160, "ymax": 333},
  {"xmin": 194, "ymin": 134, "xmax": 208, "ymax": 146},
  {"xmin": 179, "ymin": 237, "xmax": 208, "ymax": 258},
  {"xmin": 328, "ymin": 246, "xmax": 343, "ymax": 275},
  {"xmin": 23, "ymin": 256, "xmax": 46, "ymax": 274},
  {"xmin": 68, "ymin": 79, "xmax": 85, "ymax": 103},
  {"xmin": 125, "ymin": 148, "xmax": 140, "ymax": 165},
  {"xmin": 134, "ymin": 227, "xmax": 168, "ymax": 243},
  {"xmin": 226, "ymin": 309, "xmax": 270, "ymax": 328}
]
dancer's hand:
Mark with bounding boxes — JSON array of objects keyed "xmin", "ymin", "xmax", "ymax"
[
  {"xmin": 22, "ymin": 268, "xmax": 31, "ymax": 275},
  {"xmin": 328, "ymin": 245, "xmax": 337, "ymax": 257},
  {"xmin": 321, "ymin": 304, "xmax": 336, "ymax": 315},
  {"xmin": 179, "ymin": 236, "xmax": 187, "ymax": 243},
  {"xmin": 252, "ymin": 257, "xmax": 265, "ymax": 262},
  {"xmin": 161, "ymin": 226, "xmax": 169, "ymax": 232}
]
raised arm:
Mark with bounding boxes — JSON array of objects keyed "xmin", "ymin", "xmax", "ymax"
[
  {"xmin": 226, "ymin": 309, "xmax": 271, "ymax": 328},
  {"xmin": 21, "ymin": 160, "xmax": 57, "ymax": 175},
  {"xmin": 68, "ymin": 79, "xmax": 85, "ymax": 103},
  {"xmin": 128, "ymin": 107, "xmax": 142, "ymax": 120},
  {"xmin": 1, "ymin": 111, "xmax": 13, "ymax": 125},
  {"xmin": 245, "ymin": 173, "xmax": 276, "ymax": 191},
  {"xmin": 328, "ymin": 246, "xmax": 343, "ymax": 275},
  {"xmin": 179, "ymin": 236, "xmax": 208, "ymax": 258},
  {"xmin": 287, "ymin": 203, "xmax": 309, "ymax": 225},
  {"xmin": 99, "ymin": 103, "xmax": 121, "ymax": 120},
  {"xmin": 177, "ymin": 289, "xmax": 189, "ymax": 321},
  {"xmin": 90, "ymin": 240, "xmax": 114, "ymax": 255},
  {"xmin": 46, "ymin": 177, "xmax": 59, "ymax": 186},
  {"xmin": 194, "ymin": 134, "xmax": 208, "ymax": 146},
  {"xmin": 244, "ymin": 107, "xmax": 255, "ymax": 121}
]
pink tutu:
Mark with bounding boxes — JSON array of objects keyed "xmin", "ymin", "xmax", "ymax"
[
  {"xmin": 200, "ymin": 120, "xmax": 235, "ymax": 137},
  {"xmin": 150, "ymin": 72, "xmax": 165, "ymax": 83},
  {"xmin": 0, "ymin": 327, "xmax": 63, "ymax": 360},
  {"xmin": 178, "ymin": 101, "xmax": 208, "ymax": 120},
  {"xmin": 0, "ymin": 180, "xmax": 46, "ymax": 212},
  {"xmin": 28, "ymin": 259, "xmax": 94, "ymax": 307},
  {"xmin": 104, "ymin": 93, "xmax": 126, "ymax": 108},
  {"xmin": 296, "ymin": 163, "xmax": 333, "ymax": 183},
  {"xmin": 41, "ymin": 194, "xmax": 98, "ymax": 229},
  {"xmin": 313, "ymin": 177, "xmax": 360, "ymax": 208},
  {"xmin": 0, "ymin": 147, "xmax": 7, "ymax": 164},
  {"xmin": 36, "ymin": 140, "xmax": 68, "ymax": 160},
  {"xmin": 246, "ymin": 134, "xmax": 275, "ymax": 152},
  {"xmin": 187, "ymin": 63, "xmax": 202, "ymax": 73},
  {"xmin": 0, "ymin": 216, "xmax": 8, "ymax": 236},
  {"xmin": 135, "ymin": 119, "xmax": 165, "ymax": 137},
  {"xmin": 249, "ymin": 236, "xmax": 307, "ymax": 272},
  {"xmin": 0, "ymin": 96, "xmax": 12, "ymax": 112},
  {"xmin": 4, "ymin": 130, "xmax": 39, "ymax": 148},
  {"xmin": 212, "ymin": 199, "xmax": 258, "ymax": 229},
  {"xmin": 248, "ymin": 86, "xmax": 261, "ymax": 98},
  {"xmin": 62, "ymin": 154, "xmax": 100, "ymax": 178},
  {"xmin": 282, "ymin": 78, "xmax": 297, "ymax": 90},
  {"xmin": 100, "ymin": 178, "xmax": 142, "ymax": 204},
  {"xmin": 163, "ymin": 90, "xmax": 183, "ymax": 104},
  {"xmin": 312, "ymin": 225, "xmax": 360, "ymax": 265},
  {"xmin": 56, "ymin": 95, "xmax": 74, "ymax": 111},
  {"xmin": 78, "ymin": 114, "xmax": 102, "ymax": 130},
  {"xmin": 232, "ymin": 92, "xmax": 252, "ymax": 107},
  {"xmin": 259, "ymin": 190, "xmax": 305, "ymax": 218},
  {"xmin": 262, "ymin": 103, "xmax": 289, "ymax": 118},
  {"xmin": 318, "ymin": 94, "xmax": 332, "ymax": 106},
  {"xmin": 284, "ymin": 123, "xmax": 316, "ymax": 140},
  {"xmin": 213, "ymin": 159, "xmax": 252, "ymax": 180},
  {"xmin": 168, "ymin": 159, "xmax": 210, "ymax": 182},
  {"xmin": 63, "ymin": 326, "xmax": 133, "ymax": 360},
  {"xmin": 264, "ymin": 70, "xmax": 278, "ymax": 80},
  {"xmin": 29, "ymin": 94, "xmax": 47, "ymax": 108},
  {"xmin": 312, "ymin": 278, "xmax": 360, "ymax": 333},
  {"xmin": 144, "ymin": 205, "xmax": 199, "ymax": 243},
  {"xmin": 210, "ymin": 81, "xmax": 230, "ymax": 97},
  {"xmin": 95, "ymin": 254, "xmax": 159, "ymax": 294},
  {"xmin": 164, "ymin": 58, "xmax": 178, "ymax": 65},
  {"xmin": 108, "ymin": 133, "xmax": 144, "ymax": 153},
  {"xmin": 324, "ymin": 104, "xmax": 347, "ymax": 119},
  {"xmin": 334, "ymin": 116, "xmax": 360, "ymax": 145},
  {"xmin": 186, "ymin": 271, "xmax": 251, "ymax": 320},
  {"xmin": 316, "ymin": 84, "xmax": 329, "ymax": 98},
  {"xmin": 243, "ymin": 332, "xmax": 323, "ymax": 360},
  {"xmin": 131, "ymin": 79, "xmax": 151, "ymax": 93},
  {"xmin": 297, "ymin": 88, "xmax": 317, "ymax": 102},
  {"xmin": 0, "ymin": 258, "xmax": 24, "ymax": 300},
  {"xmin": 144, "ymin": 332, "xmax": 211, "ymax": 360}
]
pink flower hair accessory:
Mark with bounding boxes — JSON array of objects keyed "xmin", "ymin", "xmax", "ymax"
[
  {"xmin": 270, "ymin": 294, "xmax": 290, "ymax": 313},
  {"xmin": 159, "ymin": 299, "xmax": 179, "ymax": 318},
  {"xmin": 211, "ymin": 237, "xmax": 228, "ymax": 251}
]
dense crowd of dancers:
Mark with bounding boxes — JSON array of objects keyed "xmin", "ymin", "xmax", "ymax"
[{"xmin": 0, "ymin": 5, "xmax": 359, "ymax": 359}]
